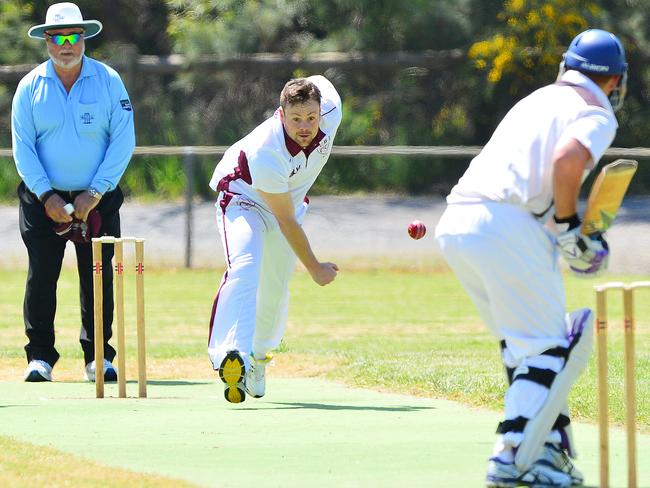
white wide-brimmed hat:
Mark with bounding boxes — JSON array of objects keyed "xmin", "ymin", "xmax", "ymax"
[{"xmin": 28, "ymin": 2, "xmax": 103, "ymax": 40}]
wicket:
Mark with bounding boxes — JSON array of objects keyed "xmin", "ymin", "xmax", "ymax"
[
  {"xmin": 594, "ymin": 281, "xmax": 650, "ymax": 488},
  {"xmin": 92, "ymin": 236, "xmax": 147, "ymax": 399}
]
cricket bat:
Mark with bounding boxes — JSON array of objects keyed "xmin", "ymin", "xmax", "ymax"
[{"xmin": 581, "ymin": 159, "xmax": 638, "ymax": 235}]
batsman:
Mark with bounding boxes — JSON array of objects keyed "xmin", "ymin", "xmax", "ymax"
[{"xmin": 435, "ymin": 29, "xmax": 628, "ymax": 487}]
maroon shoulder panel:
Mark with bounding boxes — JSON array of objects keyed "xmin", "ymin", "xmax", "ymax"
[
  {"xmin": 555, "ymin": 80, "xmax": 606, "ymax": 109},
  {"xmin": 217, "ymin": 150, "xmax": 253, "ymax": 192}
]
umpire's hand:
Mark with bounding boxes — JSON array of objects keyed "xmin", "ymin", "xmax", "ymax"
[
  {"xmin": 72, "ymin": 190, "xmax": 100, "ymax": 222},
  {"xmin": 44, "ymin": 193, "xmax": 73, "ymax": 224}
]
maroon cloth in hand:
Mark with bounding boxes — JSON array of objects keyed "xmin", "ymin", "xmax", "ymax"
[{"xmin": 53, "ymin": 209, "xmax": 102, "ymax": 244}]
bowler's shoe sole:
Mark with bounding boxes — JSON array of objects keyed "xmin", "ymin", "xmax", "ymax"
[{"xmin": 219, "ymin": 351, "xmax": 246, "ymax": 403}]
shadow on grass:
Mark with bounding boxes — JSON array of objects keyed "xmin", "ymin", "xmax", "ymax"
[
  {"xmin": 0, "ymin": 404, "xmax": 41, "ymax": 408},
  {"xmin": 145, "ymin": 380, "xmax": 211, "ymax": 386},
  {"xmin": 267, "ymin": 402, "xmax": 435, "ymax": 412}
]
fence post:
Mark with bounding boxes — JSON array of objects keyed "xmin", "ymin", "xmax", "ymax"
[
  {"xmin": 183, "ymin": 148, "xmax": 195, "ymax": 268},
  {"xmin": 122, "ymin": 44, "xmax": 138, "ymax": 96}
]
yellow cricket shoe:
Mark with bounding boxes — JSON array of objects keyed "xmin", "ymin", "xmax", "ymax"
[{"xmin": 218, "ymin": 350, "xmax": 246, "ymax": 403}]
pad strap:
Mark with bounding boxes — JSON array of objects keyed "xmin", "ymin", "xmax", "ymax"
[
  {"xmin": 501, "ymin": 342, "xmax": 568, "ymax": 385},
  {"xmin": 513, "ymin": 367, "xmax": 556, "ymax": 388},
  {"xmin": 496, "ymin": 414, "xmax": 571, "ymax": 434},
  {"xmin": 541, "ymin": 346, "xmax": 569, "ymax": 359},
  {"xmin": 496, "ymin": 416, "xmax": 527, "ymax": 434}
]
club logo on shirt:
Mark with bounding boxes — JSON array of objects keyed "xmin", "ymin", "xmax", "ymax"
[
  {"xmin": 237, "ymin": 198, "xmax": 256, "ymax": 210},
  {"xmin": 120, "ymin": 99, "xmax": 132, "ymax": 111},
  {"xmin": 317, "ymin": 136, "xmax": 331, "ymax": 155},
  {"xmin": 80, "ymin": 112, "xmax": 94, "ymax": 125},
  {"xmin": 289, "ymin": 164, "xmax": 302, "ymax": 178}
]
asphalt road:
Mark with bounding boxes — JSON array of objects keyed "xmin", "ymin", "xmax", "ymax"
[{"xmin": 1, "ymin": 195, "xmax": 649, "ymax": 273}]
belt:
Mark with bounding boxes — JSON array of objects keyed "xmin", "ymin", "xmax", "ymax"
[{"xmin": 53, "ymin": 189, "xmax": 86, "ymax": 200}]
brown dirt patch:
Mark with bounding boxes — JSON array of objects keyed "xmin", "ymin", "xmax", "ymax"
[{"xmin": 0, "ymin": 353, "xmax": 345, "ymax": 382}]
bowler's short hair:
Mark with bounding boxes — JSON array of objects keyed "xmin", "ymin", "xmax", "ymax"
[{"xmin": 280, "ymin": 78, "xmax": 321, "ymax": 109}]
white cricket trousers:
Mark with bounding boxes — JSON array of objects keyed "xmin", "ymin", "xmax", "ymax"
[
  {"xmin": 208, "ymin": 193, "xmax": 307, "ymax": 370},
  {"xmin": 435, "ymin": 201, "xmax": 569, "ymax": 360},
  {"xmin": 435, "ymin": 202, "xmax": 576, "ymax": 449}
]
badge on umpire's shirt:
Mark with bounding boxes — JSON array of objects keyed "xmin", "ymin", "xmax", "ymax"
[
  {"xmin": 80, "ymin": 112, "xmax": 94, "ymax": 125},
  {"xmin": 120, "ymin": 99, "xmax": 132, "ymax": 111}
]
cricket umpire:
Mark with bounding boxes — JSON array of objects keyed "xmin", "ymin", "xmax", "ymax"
[{"xmin": 12, "ymin": 3, "xmax": 135, "ymax": 383}]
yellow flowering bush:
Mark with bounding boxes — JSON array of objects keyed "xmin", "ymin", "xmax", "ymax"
[{"xmin": 469, "ymin": 0, "xmax": 601, "ymax": 88}]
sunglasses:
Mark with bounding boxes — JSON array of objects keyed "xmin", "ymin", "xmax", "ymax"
[{"xmin": 45, "ymin": 33, "xmax": 83, "ymax": 46}]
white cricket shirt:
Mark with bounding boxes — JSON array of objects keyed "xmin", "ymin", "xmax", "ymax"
[
  {"xmin": 209, "ymin": 75, "xmax": 342, "ymax": 212},
  {"xmin": 447, "ymin": 70, "xmax": 618, "ymax": 216}
]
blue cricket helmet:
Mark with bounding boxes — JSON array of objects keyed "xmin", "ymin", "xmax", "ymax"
[
  {"xmin": 563, "ymin": 29, "xmax": 627, "ymax": 75},
  {"xmin": 560, "ymin": 29, "xmax": 628, "ymax": 111}
]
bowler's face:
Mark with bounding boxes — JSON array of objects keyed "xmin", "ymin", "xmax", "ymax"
[
  {"xmin": 45, "ymin": 28, "xmax": 85, "ymax": 70},
  {"xmin": 281, "ymin": 100, "xmax": 321, "ymax": 148}
]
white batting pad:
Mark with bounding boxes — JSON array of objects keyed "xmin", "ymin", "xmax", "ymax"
[{"xmin": 514, "ymin": 308, "xmax": 594, "ymax": 472}]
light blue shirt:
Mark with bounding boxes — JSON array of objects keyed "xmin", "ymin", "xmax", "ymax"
[{"xmin": 11, "ymin": 56, "xmax": 135, "ymax": 197}]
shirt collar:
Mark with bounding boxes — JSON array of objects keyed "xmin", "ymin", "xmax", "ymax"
[
  {"xmin": 283, "ymin": 126, "xmax": 326, "ymax": 158},
  {"xmin": 78, "ymin": 56, "xmax": 96, "ymax": 78},
  {"xmin": 283, "ymin": 127, "xmax": 303, "ymax": 157},
  {"xmin": 560, "ymin": 70, "xmax": 613, "ymax": 111},
  {"xmin": 33, "ymin": 61, "xmax": 49, "ymax": 78}
]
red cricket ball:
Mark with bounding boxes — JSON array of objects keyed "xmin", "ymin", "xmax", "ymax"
[{"xmin": 408, "ymin": 220, "xmax": 426, "ymax": 240}]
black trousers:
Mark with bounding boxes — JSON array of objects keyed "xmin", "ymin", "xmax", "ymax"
[{"xmin": 18, "ymin": 182, "xmax": 124, "ymax": 367}]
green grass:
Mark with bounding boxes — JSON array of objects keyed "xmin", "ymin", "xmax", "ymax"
[
  {"xmin": 1, "ymin": 266, "xmax": 648, "ymax": 431},
  {"xmin": 288, "ymin": 269, "xmax": 650, "ymax": 430},
  {"xmin": 0, "ymin": 435, "xmax": 198, "ymax": 487}
]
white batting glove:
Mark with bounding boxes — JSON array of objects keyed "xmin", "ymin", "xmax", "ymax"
[{"xmin": 555, "ymin": 214, "xmax": 609, "ymax": 276}]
